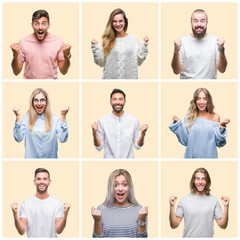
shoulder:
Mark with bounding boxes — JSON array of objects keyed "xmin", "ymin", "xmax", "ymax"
[
  {"xmin": 22, "ymin": 195, "xmax": 35, "ymax": 205},
  {"xmin": 207, "ymin": 33, "xmax": 217, "ymax": 40},
  {"xmin": 19, "ymin": 34, "xmax": 34, "ymax": 43},
  {"xmin": 181, "ymin": 34, "xmax": 192, "ymax": 42},
  {"xmin": 98, "ymin": 113, "xmax": 112, "ymax": 122},
  {"xmin": 124, "ymin": 112, "xmax": 138, "ymax": 122},
  {"xmin": 213, "ymin": 113, "xmax": 220, "ymax": 122},
  {"xmin": 49, "ymin": 195, "xmax": 62, "ymax": 203},
  {"xmin": 46, "ymin": 33, "xmax": 64, "ymax": 44}
]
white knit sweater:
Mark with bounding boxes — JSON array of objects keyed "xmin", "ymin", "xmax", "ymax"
[{"xmin": 91, "ymin": 34, "xmax": 148, "ymax": 79}]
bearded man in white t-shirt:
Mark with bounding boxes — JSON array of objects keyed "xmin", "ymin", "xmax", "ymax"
[
  {"xmin": 10, "ymin": 168, "xmax": 71, "ymax": 237},
  {"xmin": 171, "ymin": 9, "xmax": 227, "ymax": 79}
]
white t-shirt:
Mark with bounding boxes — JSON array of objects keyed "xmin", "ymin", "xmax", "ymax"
[
  {"xmin": 179, "ymin": 34, "xmax": 219, "ymax": 79},
  {"xmin": 19, "ymin": 195, "xmax": 64, "ymax": 237}
]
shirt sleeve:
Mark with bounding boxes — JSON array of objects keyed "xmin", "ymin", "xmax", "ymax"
[
  {"xmin": 55, "ymin": 118, "xmax": 68, "ymax": 143},
  {"xmin": 137, "ymin": 41, "xmax": 148, "ymax": 66},
  {"xmin": 91, "ymin": 44, "xmax": 106, "ymax": 67},
  {"xmin": 17, "ymin": 40, "xmax": 26, "ymax": 64},
  {"xmin": 19, "ymin": 201, "xmax": 27, "ymax": 219},
  {"xmin": 95, "ymin": 120, "xmax": 104, "ymax": 151},
  {"xmin": 55, "ymin": 200, "xmax": 64, "ymax": 218},
  {"xmin": 176, "ymin": 201, "xmax": 184, "ymax": 218},
  {"xmin": 215, "ymin": 39, "xmax": 219, "ymax": 64},
  {"xmin": 133, "ymin": 120, "xmax": 142, "ymax": 150},
  {"xmin": 57, "ymin": 39, "xmax": 64, "ymax": 62},
  {"xmin": 13, "ymin": 114, "xmax": 28, "ymax": 142},
  {"xmin": 214, "ymin": 126, "xmax": 227, "ymax": 148},
  {"xmin": 214, "ymin": 199, "xmax": 223, "ymax": 219},
  {"xmin": 169, "ymin": 117, "xmax": 189, "ymax": 146}
]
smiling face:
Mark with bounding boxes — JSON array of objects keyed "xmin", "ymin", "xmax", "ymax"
[
  {"xmin": 32, "ymin": 17, "xmax": 50, "ymax": 41},
  {"xmin": 191, "ymin": 11, "xmax": 208, "ymax": 39},
  {"xmin": 112, "ymin": 13, "xmax": 126, "ymax": 34},
  {"xmin": 33, "ymin": 92, "xmax": 47, "ymax": 115},
  {"xmin": 113, "ymin": 175, "xmax": 130, "ymax": 207},
  {"xmin": 196, "ymin": 91, "xmax": 208, "ymax": 112},
  {"xmin": 194, "ymin": 172, "xmax": 207, "ymax": 195},
  {"xmin": 110, "ymin": 92, "xmax": 126, "ymax": 114},
  {"xmin": 34, "ymin": 172, "xmax": 51, "ymax": 194}
]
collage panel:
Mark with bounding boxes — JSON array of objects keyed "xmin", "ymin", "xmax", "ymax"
[
  {"xmin": 2, "ymin": 81, "xmax": 79, "ymax": 159},
  {"xmin": 2, "ymin": 161, "xmax": 79, "ymax": 238},
  {"xmin": 81, "ymin": 81, "xmax": 159, "ymax": 159},
  {"xmin": 161, "ymin": 2, "xmax": 238, "ymax": 79},
  {"xmin": 81, "ymin": 2, "xmax": 159, "ymax": 79},
  {"xmin": 2, "ymin": 2, "xmax": 79, "ymax": 80},
  {"xmin": 161, "ymin": 81, "xmax": 238, "ymax": 159},
  {"xmin": 161, "ymin": 161, "xmax": 238, "ymax": 238},
  {"xmin": 81, "ymin": 160, "xmax": 159, "ymax": 238}
]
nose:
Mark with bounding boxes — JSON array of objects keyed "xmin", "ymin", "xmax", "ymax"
[{"xmin": 118, "ymin": 184, "xmax": 123, "ymax": 190}]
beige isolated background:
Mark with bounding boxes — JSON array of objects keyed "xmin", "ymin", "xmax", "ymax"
[
  {"xmin": 82, "ymin": 161, "xmax": 159, "ymax": 237},
  {"xmin": 161, "ymin": 82, "xmax": 238, "ymax": 158},
  {"xmin": 161, "ymin": 161, "xmax": 238, "ymax": 238},
  {"xmin": 2, "ymin": 2, "xmax": 79, "ymax": 79},
  {"xmin": 2, "ymin": 161, "xmax": 79, "ymax": 238},
  {"xmin": 82, "ymin": 81, "xmax": 159, "ymax": 158},
  {"xmin": 2, "ymin": 82, "xmax": 79, "ymax": 159},
  {"xmin": 82, "ymin": 2, "xmax": 159, "ymax": 79},
  {"xmin": 161, "ymin": 2, "xmax": 238, "ymax": 79}
]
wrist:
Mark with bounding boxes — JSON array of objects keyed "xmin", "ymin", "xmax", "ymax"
[
  {"xmin": 218, "ymin": 47, "xmax": 225, "ymax": 53},
  {"xmin": 64, "ymin": 53, "xmax": 71, "ymax": 60}
]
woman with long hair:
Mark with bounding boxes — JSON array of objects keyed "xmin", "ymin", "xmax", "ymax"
[
  {"xmin": 91, "ymin": 8, "xmax": 149, "ymax": 79},
  {"xmin": 169, "ymin": 88, "xmax": 230, "ymax": 158},
  {"xmin": 91, "ymin": 169, "xmax": 148, "ymax": 238},
  {"xmin": 13, "ymin": 88, "xmax": 69, "ymax": 158}
]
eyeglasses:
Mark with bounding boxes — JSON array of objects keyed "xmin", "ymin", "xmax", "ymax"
[{"xmin": 33, "ymin": 99, "xmax": 47, "ymax": 104}]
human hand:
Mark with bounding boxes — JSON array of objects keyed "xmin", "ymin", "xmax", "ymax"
[
  {"xmin": 10, "ymin": 43, "xmax": 20, "ymax": 56},
  {"xmin": 141, "ymin": 124, "xmax": 149, "ymax": 135},
  {"xmin": 219, "ymin": 118, "xmax": 230, "ymax": 127},
  {"xmin": 11, "ymin": 202, "xmax": 18, "ymax": 214},
  {"xmin": 12, "ymin": 106, "xmax": 20, "ymax": 117},
  {"xmin": 91, "ymin": 39, "xmax": 98, "ymax": 44},
  {"xmin": 143, "ymin": 36, "xmax": 149, "ymax": 42},
  {"xmin": 64, "ymin": 203, "xmax": 71, "ymax": 214},
  {"xmin": 92, "ymin": 122, "xmax": 98, "ymax": 133},
  {"xmin": 173, "ymin": 115, "xmax": 179, "ymax": 123},
  {"xmin": 62, "ymin": 43, "xmax": 71, "ymax": 58},
  {"xmin": 169, "ymin": 196, "xmax": 177, "ymax": 206},
  {"xmin": 61, "ymin": 106, "xmax": 70, "ymax": 116},
  {"xmin": 91, "ymin": 206, "xmax": 101, "ymax": 222},
  {"xmin": 139, "ymin": 206, "xmax": 148, "ymax": 221},
  {"xmin": 217, "ymin": 38, "xmax": 225, "ymax": 52},
  {"xmin": 174, "ymin": 39, "xmax": 182, "ymax": 52},
  {"xmin": 221, "ymin": 196, "xmax": 230, "ymax": 207}
]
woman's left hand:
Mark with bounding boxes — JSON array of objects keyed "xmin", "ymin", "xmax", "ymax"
[
  {"xmin": 219, "ymin": 118, "xmax": 230, "ymax": 127},
  {"xmin": 139, "ymin": 206, "xmax": 148, "ymax": 221},
  {"xmin": 143, "ymin": 36, "xmax": 149, "ymax": 42}
]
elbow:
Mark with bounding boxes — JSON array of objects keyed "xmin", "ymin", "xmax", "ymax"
[
  {"xmin": 18, "ymin": 229, "xmax": 25, "ymax": 235},
  {"xmin": 56, "ymin": 229, "xmax": 63, "ymax": 234},
  {"xmin": 60, "ymin": 69, "xmax": 68, "ymax": 75},
  {"xmin": 170, "ymin": 223, "xmax": 178, "ymax": 229}
]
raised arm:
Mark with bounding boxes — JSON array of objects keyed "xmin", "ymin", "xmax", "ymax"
[
  {"xmin": 216, "ymin": 196, "xmax": 230, "ymax": 229},
  {"xmin": 55, "ymin": 203, "xmax": 71, "ymax": 234},
  {"xmin": 169, "ymin": 196, "xmax": 182, "ymax": 229},
  {"xmin": 91, "ymin": 206, "xmax": 102, "ymax": 237},
  {"xmin": 171, "ymin": 39, "xmax": 183, "ymax": 75},
  {"xmin": 58, "ymin": 43, "xmax": 71, "ymax": 75},
  {"xmin": 91, "ymin": 39, "xmax": 106, "ymax": 67},
  {"xmin": 137, "ymin": 124, "xmax": 149, "ymax": 147},
  {"xmin": 10, "ymin": 43, "xmax": 23, "ymax": 75},
  {"xmin": 92, "ymin": 122, "xmax": 101, "ymax": 147},
  {"xmin": 137, "ymin": 36, "xmax": 149, "ymax": 66},
  {"xmin": 137, "ymin": 206, "xmax": 148, "ymax": 237},
  {"xmin": 13, "ymin": 108, "xmax": 27, "ymax": 142},
  {"xmin": 56, "ymin": 107, "xmax": 69, "ymax": 143},
  {"xmin": 10, "ymin": 203, "xmax": 27, "ymax": 235},
  {"xmin": 216, "ymin": 38, "xmax": 227, "ymax": 73}
]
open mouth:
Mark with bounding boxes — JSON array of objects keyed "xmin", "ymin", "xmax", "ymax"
[
  {"xmin": 117, "ymin": 193, "xmax": 125, "ymax": 199},
  {"xmin": 37, "ymin": 31, "xmax": 45, "ymax": 38},
  {"xmin": 36, "ymin": 105, "xmax": 44, "ymax": 113}
]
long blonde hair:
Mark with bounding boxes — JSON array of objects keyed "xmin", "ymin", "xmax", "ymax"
[
  {"xmin": 103, "ymin": 169, "xmax": 139, "ymax": 207},
  {"xmin": 187, "ymin": 88, "xmax": 215, "ymax": 131},
  {"xmin": 28, "ymin": 88, "xmax": 52, "ymax": 132},
  {"xmin": 102, "ymin": 8, "xmax": 128, "ymax": 56}
]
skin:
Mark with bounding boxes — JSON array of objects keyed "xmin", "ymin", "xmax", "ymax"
[
  {"xmin": 11, "ymin": 172, "xmax": 71, "ymax": 236},
  {"xmin": 10, "ymin": 17, "xmax": 71, "ymax": 76},
  {"xmin": 91, "ymin": 175, "xmax": 148, "ymax": 236},
  {"xmin": 171, "ymin": 11, "xmax": 227, "ymax": 75},
  {"xmin": 169, "ymin": 171, "xmax": 230, "ymax": 230},
  {"xmin": 92, "ymin": 92, "xmax": 148, "ymax": 147},
  {"xmin": 172, "ymin": 91, "xmax": 230, "ymax": 128}
]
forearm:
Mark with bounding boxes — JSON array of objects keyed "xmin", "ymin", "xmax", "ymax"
[
  {"xmin": 218, "ymin": 206, "xmax": 229, "ymax": 229},
  {"xmin": 137, "ymin": 133, "xmax": 146, "ymax": 147},
  {"xmin": 60, "ymin": 114, "xmax": 66, "ymax": 122},
  {"xmin": 93, "ymin": 132, "xmax": 101, "ymax": 147},
  {"xmin": 13, "ymin": 215, "xmax": 25, "ymax": 235},
  {"xmin": 11, "ymin": 55, "xmax": 22, "ymax": 75},
  {"xmin": 171, "ymin": 51, "xmax": 183, "ymax": 74},
  {"xmin": 94, "ymin": 220, "xmax": 102, "ymax": 236},
  {"xmin": 169, "ymin": 206, "xmax": 179, "ymax": 229},
  {"xmin": 55, "ymin": 214, "xmax": 68, "ymax": 234},
  {"xmin": 59, "ymin": 58, "xmax": 70, "ymax": 75},
  {"xmin": 217, "ymin": 52, "xmax": 227, "ymax": 73}
]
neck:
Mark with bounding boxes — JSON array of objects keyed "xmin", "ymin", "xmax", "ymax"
[
  {"xmin": 113, "ymin": 200, "xmax": 130, "ymax": 207},
  {"xmin": 116, "ymin": 31, "xmax": 127, "ymax": 38},
  {"xmin": 112, "ymin": 110, "xmax": 124, "ymax": 118},
  {"xmin": 35, "ymin": 192, "xmax": 49, "ymax": 200},
  {"xmin": 195, "ymin": 191, "xmax": 206, "ymax": 196}
]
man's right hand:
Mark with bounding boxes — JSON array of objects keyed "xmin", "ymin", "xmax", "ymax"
[
  {"xmin": 92, "ymin": 122, "xmax": 98, "ymax": 133},
  {"xmin": 169, "ymin": 196, "xmax": 177, "ymax": 206},
  {"xmin": 91, "ymin": 206, "xmax": 101, "ymax": 222},
  {"xmin": 10, "ymin": 43, "xmax": 20, "ymax": 56},
  {"xmin": 11, "ymin": 202, "xmax": 18, "ymax": 214},
  {"xmin": 174, "ymin": 39, "xmax": 182, "ymax": 52},
  {"xmin": 91, "ymin": 39, "xmax": 98, "ymax": 44}
]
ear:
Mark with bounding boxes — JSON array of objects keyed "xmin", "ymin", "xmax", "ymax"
[
  {"xmin": 49, "ymin": 180, "xmax": 52, "ymax": 186},
  {"xmin": 33, "ymin": 179, "xmax": 36, "ymax": 186}
]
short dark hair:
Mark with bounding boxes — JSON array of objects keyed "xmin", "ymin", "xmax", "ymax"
[
  {"xmin": 34, "ymin": 168, "xmax": 50, "ymax": 180},
  {"xmin": 110, "ymin": 89, "xmax": 126, "ymax": 100},
  {"xmin": 32, "ymin": 10, "xmax": 50, "ymax": 23}
]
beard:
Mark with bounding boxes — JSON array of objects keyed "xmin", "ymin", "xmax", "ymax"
[
  {"xmin": 112, "ymin": 104, "xmax": 124, "ymax": 114},
  {"xmin": 192, "ymin": 26, "xmax": 207, "ymax": 39},
  {"xmin": 36, "ymin": 184, "xmax": 49, "ymax": 194}
]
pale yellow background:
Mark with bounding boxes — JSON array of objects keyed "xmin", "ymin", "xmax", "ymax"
[
  {"xmin": 82, "ymin": 82, "xmax": 159, "ymax": 158},
  {"xmin": 3, "ymin": 161, "xmax": 79, "ymax": 238},
  {"xmin": 161, "ymin": 3, "xmax": 238, "ymax": 79},
  {"xmin": 161, "ymin": 161, "xmax": 238, "ymax": 237},
  {"xmin": 82, "ymin": 2, "xmax": 158, "ymax": 79},
  {"xmin": 2, "ymin": 82, "xmax": 79, "ymax": 159},
  {"xmin": 82, "ymin": 161, "xmax": 159, "ymax": 237},
  {"xmin": 3, "ymin": 2, "xmax": 79, "ymax": 79},
  {"xmin": 161, "ymin": 82, "xmax": 238, "ymax": 158}
]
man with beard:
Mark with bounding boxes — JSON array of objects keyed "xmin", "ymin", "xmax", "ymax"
[
  {"xmin": 10, "ymin": 168, "xmax": 71, "ymax": 237},
  {"xmin": 171, "ymin": 9, "xmax": 227, "ymax": 79},
  {"xmin": 169, "ymin": 167, "xmax": 229, "ymax": 238},
  {"xmin": 91, "ymin": 88, "xmax": 148, "ymax": 158},
  {"xmin": 10, "ymin": 10, "xmax": 71, "ymax": 79}
]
